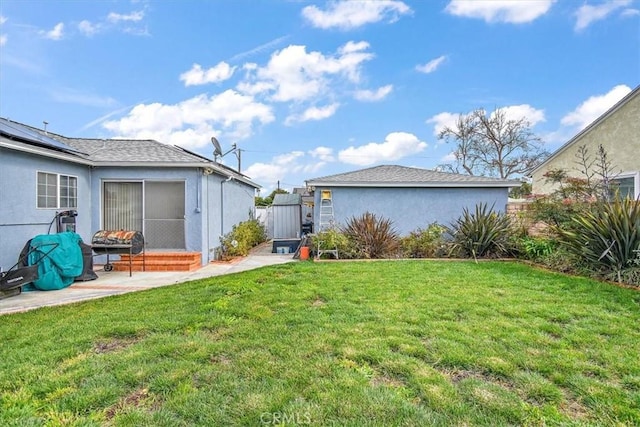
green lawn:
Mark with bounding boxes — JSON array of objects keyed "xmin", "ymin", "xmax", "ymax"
[{"xmin": 1, "ymin": 261, "xmax": 639, "ymax": 426}]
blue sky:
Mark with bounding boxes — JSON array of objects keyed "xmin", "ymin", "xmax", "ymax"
[{"xmin": 1, "ymin": 0, "xmax": 638, "ymax": 193}]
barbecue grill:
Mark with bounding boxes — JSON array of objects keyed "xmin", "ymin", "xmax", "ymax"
[{"xmin": 91, "ymin": 230, "xmax": 145, "ymax": 276}]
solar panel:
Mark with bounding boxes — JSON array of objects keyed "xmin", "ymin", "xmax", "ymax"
[{"xmin": 0, "ymin": 119, "xmax": 85, "ymax": 155}]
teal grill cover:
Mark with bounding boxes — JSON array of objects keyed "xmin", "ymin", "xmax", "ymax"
[{"xmin": 27, "ymin": 232, "xmax": 83, "ymax": 290}]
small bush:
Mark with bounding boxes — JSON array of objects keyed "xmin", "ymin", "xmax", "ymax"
[
  {"xmin": 555, "ymin": 198, "xmax": 640, "ymax": 283},
  {"xmin": 311, "ymin": 228, "xmax": 355, "ymax": 259},
  {"xmin": 448, "ymin": 203, "xmax": 515, "ymax": 260},
  {"xmin": 519, "ymin": 237, "xmax": 557, "ymax": 261},
  {"xmin": 613, "ymin": 249, "xmax": 640, "ymax": 287},
  {"xmin": 401, "ymin": 223, "xmax": 448, "ymax": 258},
  {"xmin": 220, "ymin": 219, "xmax": 266, "ymax": 257},
  {"xmin": 343, "ymin": 212, "xmax": 400, "ymax": 259}
]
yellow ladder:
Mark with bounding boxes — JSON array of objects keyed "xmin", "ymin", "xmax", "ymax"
[{"xmin": 317, "ymin": 190, "xmax": 338, "ymax": 259}]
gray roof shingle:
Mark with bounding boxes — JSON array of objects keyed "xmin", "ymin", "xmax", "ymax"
[
  {"xmin": 61, "ymin": 137, "xmax": 210, "ymax": 164},
  {"xmin": 306, "ymin": 165, "xmax": 520, "ymax": 187}
]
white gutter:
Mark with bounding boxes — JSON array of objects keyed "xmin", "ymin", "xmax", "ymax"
[
  {"xmin": 305, "ymin": 181, "xmax": 521, "ymax": 188},
  {"xmin": 0, "ymin": 139, "xmax": 94, "ymax": 166}
]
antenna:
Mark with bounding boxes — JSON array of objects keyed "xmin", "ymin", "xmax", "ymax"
[
  {"xmin": 210, "ymin": 136, "xmax": 242, "ymax": 172},
  {"xmin": 211, "ymin": 136, "xmax": 223, "ymax": 158}
]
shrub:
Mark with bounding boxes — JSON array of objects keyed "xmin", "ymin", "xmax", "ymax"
[
  {"xmin": 519, "ymin": 237, "xmax": 557, "ymax": 260},
  {"xmin": 401, "ymin": 223, "xmax": 448, "ymax": 258},
  {"xmin": 448, "ymin": 203, "xmax": 515, "ymax": 260},
  {"xmin": 555, "ymin": 198, "xmax": 640, "ymax": 283},
  {"xmin": 311, "ymin": 227, "xmax": 355, "ymax": 259},
  {"xmin": 220, "ymin": 219, "xmax": 266, "ymax": 257},
  {"xmin": 612, "ymin": 249, "xmax": 640, "ymax": 287},
  {"xmin": 342, "ymin": 212, "xmax": 400, "ymax": 259}
]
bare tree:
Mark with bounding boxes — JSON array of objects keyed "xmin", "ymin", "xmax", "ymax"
[
  {"xmin": 573, "ymin": 144, "xmax": 619, "ymax": 202},
  {"xmin": 437, "ymin": 108, "xmax": 549, "ymax": 179}
]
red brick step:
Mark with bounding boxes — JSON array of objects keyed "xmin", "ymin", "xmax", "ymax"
[{"xmin": 112, "ymin": 252, "xmax": 202, "ymax": 272}]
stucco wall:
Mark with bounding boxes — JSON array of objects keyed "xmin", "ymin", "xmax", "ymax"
[
  {"xmin": 531, "ymin": 92, "xmax": 640, "ymax": 195},
  {"xmin": 0, "ymin": 148, "xmax": 92, "ymax": 269},
  {"xmin": 90, "ymin": 167, "xmax": 202, "ymax": 259},
  {"xmin": 203, "ymin": 174, "xmax": 256, "ymax": 262},
  {"xmin": 313, "ymin": 186, "xmax": 509, "ymax": 235}
]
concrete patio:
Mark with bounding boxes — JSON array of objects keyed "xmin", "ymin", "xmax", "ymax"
[{"xmin": 0, "ymin": 243, "xmax": 295, "ymax": 315}]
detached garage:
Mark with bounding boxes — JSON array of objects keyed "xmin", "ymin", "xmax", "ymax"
[{"xmin": 305, "ymin": 165, "xmax": 520, "ymax": 234}]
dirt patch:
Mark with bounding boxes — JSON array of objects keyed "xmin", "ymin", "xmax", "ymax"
[
  {"xmin": 93, "ymin": 336, "xmax": 140, "ymax": 354},
  {"xmin": 559, "ymin": 398, "xmax": 590, "ymax": 420},
  {"xmin": 371, "ymin": 373, "xmax": 405, "ymax": 388},
  {"xmin": 210, "ymin": 354, "xmax": 231, "ymax": 365},
  {"xmin": 311, "ymin": 296, "xmax": 326, "ymax": 307},
  {"xmin": 105, "ymin": 388, "xmax": 154, "ymax": 420}
]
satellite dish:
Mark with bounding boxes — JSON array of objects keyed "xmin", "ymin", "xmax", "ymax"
[{"xmin": 211, "ymin": 136, "xmax": 222, "ymax": 157}]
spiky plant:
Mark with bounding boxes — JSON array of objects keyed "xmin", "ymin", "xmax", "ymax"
[
  {"xmin": 449, "ymin": 203, "xmax": 514, "ymax": 261},
  {"xmin": 555, "ymin": 198, "xmax": 640, "ymax": 283},
  {"xmin": 342, "ymin": 212, "xmax": 399, "ymax": 259}
]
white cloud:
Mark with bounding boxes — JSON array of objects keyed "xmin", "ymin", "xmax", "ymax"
[
  {"xmin": 180, "ymin": 62, "xmax": 236, "ymax": 86},
  {"xmin": 49, "ymin": 87, "xmax": 117, "ymax": 108},
  {"xmin": 228, "ymin": 35, "xmax": 290, "ymax": 62},
  {"xmin": 561, "ymin": 84, "xmax": 631, "ymax": 130},
  {"xmin": 107, "ymin": 11, "xmax": 145, "ymax": 23},
  {"xmin": 103, "ymin": 90, "xmax": 274, "ymax": 149},
  {"xmin": 244, "ymin": 151, "xmax": 305, "ymax": 185},
  {"xmin": 416, "ymin": 55, "xmax": 447, "ymax": 74},
  {"xmin": 302, "ymin": 0, "xmax": 411, "ymax": 30},
  {"xmin": 621, "ymin": 8, "xmax": 640, "ymax": 17},
  {"xmin": 426, "ymin": 112, "xmax": 460, "ymax": 137},
  {"xmin": 354, "ymin": 84, "xmax": 393, "ymax": 102},
  {"xmin": 574, "ymin": 0, "xmax": 632, "ymax": 31},
  {"xmin": 0, "ymin": 15, "xmax": 5, "ymax": 46},
  {"xmin": 445, "ymin": 0, "xmax": 555, "ymax": 24},
  {"xmin": 441, "ymin": 152, "xmax": 457, "ymax": 162},
  {"xmin": 285, "ymin": 103, "xmax": 340, "ymax": 125},
  {"xmin": 427, "ymin": 104, "xmax": 545, "ymax": 139},
  {"xmin": 496, "ymin": 104, "xmax": 545, "ymax": 126},
  {"xmin": 309, "ymin": 146, "xmax": 335, "ymax": 162},
  {"xmin": 42, "ymin": 22, "xmax": 64, "ymax": 40},
  {"xmin": 338, "ymin": 132, "xmax": 427, "ymax": 166},
  {"xmin": 78, "ymin": 20, "xmax": 101, "ymax": 36},
  {"xmin": 240, "ymin": 41, "xmax": 374, "ymax": 102}
]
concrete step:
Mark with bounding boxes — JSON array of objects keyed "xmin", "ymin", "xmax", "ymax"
[{"xmin": 113, "ymin": 252, "xmax": 202, "ymax": 272}]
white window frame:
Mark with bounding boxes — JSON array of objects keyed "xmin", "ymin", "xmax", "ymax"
[
  {"xmin": 36, "ymin": 171, "xmax": 78, "ymax": 209},
  {"xmin": 611, "ymin": 171, "xmax": 639, "ymax": 200}
]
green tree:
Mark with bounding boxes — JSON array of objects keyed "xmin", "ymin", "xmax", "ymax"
[{"xmin": 255, "ymin": 188, "xmax": 289, "ymax": 206}]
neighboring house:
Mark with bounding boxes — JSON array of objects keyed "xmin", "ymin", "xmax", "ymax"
[
  {"xmin": 305, "ymin": 165, "xmax": 520, "ymax": 235},
  {"xmin": 531, "ymin": 85, "xmax": 640, "ymax": 198},
  {"xmin": 0, "ymin": 117, "xmax": 260, "ymax": 270}
]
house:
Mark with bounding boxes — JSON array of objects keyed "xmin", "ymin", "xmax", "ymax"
[
  {"xmin": 530, "ymin": 85, "xmax": 640, "ymax": 198},
  {"xmin": 305, "ymin": 165, "xmax": 520, "ymax": 235},
  {"xmin": 0, "ymin": 117, "xmax": 260, "ymax": 271}
]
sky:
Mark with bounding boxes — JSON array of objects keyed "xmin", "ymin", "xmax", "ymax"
[{"xmin": 0, "ymin": 0, "xmax": 638, "ymax": 194}]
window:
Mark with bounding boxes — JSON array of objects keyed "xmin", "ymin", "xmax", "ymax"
[
  {"xmin": 610, "ymin": 172, "xmax": 639, "ymax": 200},
  {"xmin": 37, "ymin": 172, "xmax": 78, "ymax": 209}
]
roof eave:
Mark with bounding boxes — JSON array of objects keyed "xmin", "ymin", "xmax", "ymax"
[
  {"xmin": 305, "ymin": 181, "xmax": 520, "ymax": 188},
  {"xmin": 0, "ymin": 138, "xmax": 93, "ymax": 166},
  {"xmin": 530, "ymin": 85, "xmax": 640, "ymax": 176}
]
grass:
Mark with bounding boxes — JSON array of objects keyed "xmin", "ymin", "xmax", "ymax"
[{"xmin": 1, "ymin": 260, "xmax": 639, "ymax": 426}]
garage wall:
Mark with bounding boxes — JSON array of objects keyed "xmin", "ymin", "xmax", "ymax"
[{"xmin": 313, "ymin": 186, "xmax": 509, "ymax": 235}]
